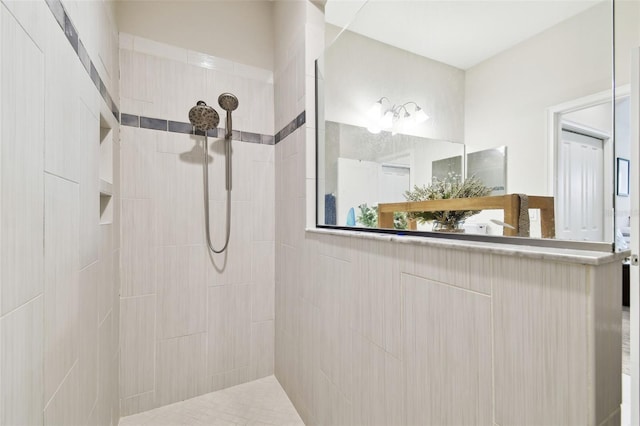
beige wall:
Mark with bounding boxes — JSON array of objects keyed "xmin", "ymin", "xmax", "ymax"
[
  {"xmin": 116, "ymin": 0, "xmax": 275, "ymax": 71},
  {"xmin": 323, "ymin": 24, "xmax": 465, "ymax": 143},
  {"xmin": 464, "ymin": 0, "xmax": 640, "ymax": 198}
]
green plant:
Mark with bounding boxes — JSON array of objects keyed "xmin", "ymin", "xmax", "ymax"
[
  {"xmin": 357, "ymin": 203, "xmax": 408, "ymax": 230},
  {"xmin": 404, "ymin": 173, "xmax": 491, "ymax": 228},
  {"xmin": 357, "ymin": 203, "xmax": 379, "ymax": 228}
]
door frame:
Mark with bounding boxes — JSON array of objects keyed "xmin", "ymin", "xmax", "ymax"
[{"xmin": 547, "ymin": 85, "xmax": 631, "ymax": 243}]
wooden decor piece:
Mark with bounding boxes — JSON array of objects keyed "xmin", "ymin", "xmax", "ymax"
[{"xmin": 378, "ymin": 194, "xmax": 555, "ymax": 238}]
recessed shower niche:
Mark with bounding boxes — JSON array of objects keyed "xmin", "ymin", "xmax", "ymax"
[{"xmin": 99, "ymin": 114, "xmax": 113, "ymax": 224}]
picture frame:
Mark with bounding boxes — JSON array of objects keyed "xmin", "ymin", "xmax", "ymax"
[{"xmin": 617, "ymin": 158, "xmax": 630, "ymax": 197}]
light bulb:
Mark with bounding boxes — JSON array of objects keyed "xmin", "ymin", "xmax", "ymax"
[
  {"xmin": 368, "ymin": 100, "xmax": 383, "ymax": 118},
  {"xmin": 381, "ymin": 110, "xmax": 394, "ymax": 128},
  {"xmin": 414, "ymin": 106, "xmax": 429, "ymax": 123}
]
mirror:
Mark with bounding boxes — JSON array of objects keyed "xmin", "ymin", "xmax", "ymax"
[
  {"xmin": 320, "ymin": 120, "xmax": 465, "ymax": 228},
  {"xmin": 316, "ymin": 0, "xmax": 634, "ymax": 250}
]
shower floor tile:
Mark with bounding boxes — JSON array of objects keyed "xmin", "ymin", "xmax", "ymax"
[{"xmin": 118, "ymin": 376, "xmax": 304, "ymax": 426}]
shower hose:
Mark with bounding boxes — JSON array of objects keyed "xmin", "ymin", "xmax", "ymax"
[{"xmin": 202, "ymin": 132, "xmax": 232, "ymax": 254}]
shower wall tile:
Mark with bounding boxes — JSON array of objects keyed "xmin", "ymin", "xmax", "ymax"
[
  {"xmin": 120, "ymin": 126, "xmax": 156, "ymax": 200},
  {"xmin": 120, "ymin": 391, "xmax": 156, "ymax": 418},
  {"xmin": 44, "ymin": 361, "xmax": 83, "ymax": 426},
  {"xmin": 166, "ymin": 60, "xmax": 208, "ymax": 125},
  {"xmin": 152, "ymin": 152, "xmax": 204, "ymax": 247},
  {"xmin": 97, "ymin": 312, "xmax": 117, "ymax": 426},
  {"xmin": 413, "ymin": 246, "xmax": 492, "ymax": 295},
  {"xmin": 1, "ymin": 1, "xmax": 120, "ymax": 425},
  {"xmin": 77, "ymin": 262, "xmax": 99, "ymax": 422},
  {"xmin": 207, "ymin": 285, "xmax": 251, "ymax": 375},
  {"xmin": 133, "ymin": 34, "xmax": 188, "ymax": 64},
  {"xmin": 111, "ymin": 249, "xmax": 121, "ymax": 349},
  {"xmin": 120, "ymin": 295, "xmax": 156, "ymax": 399},
  {"xmin": 250, "ymin": 321, "xmax": 275, "ymax": 380},
  {"xmin": 385, "ymin": 244, "xmax": 403, "ymax": 358},
  {"xmin": 157, "ymin": 245, "xmax": 207, "ymax": 339},
  {"xmin": 78, "ymin": 98, "xmax": 101, "ymax": 269},
  {"xmin": 121, "ymin": 199, "xmax": 156, "ymax": 297},
  {"xmin": 64, "ymin": 0, "xmax": 119, "ymax": 96},
  {"xmin": 43, "ymin": 173, "xmax": 80, "ymax": 405},
  {"xmin": 493, "ymin": 258, "xmax": 589, "ymax": 425},
  {"xmin": 121, "ymin": 34, "xmax": 275, "ymax": 136},
  {"xmin": 155, "ymin": 130, "xmax": 196, "ymax": 155},
  {"xmin": 403, "ymin": 273, "xmax": 492, "ymax": 425},
  {"xmin": 351, "ymin": 239, "xmax": 387, "ymax": 349},
  {"xmin": 0, "ymin": 296, "xmax": 44, "ymax": 426},
  {"xmin": 209, "ymin": 367, "xmax": 251, "ymax": 394},
  {"xmin": 252, "ymin": 280, "xmax": 275, "ymax": 324},
  {"xmin": 156, "ymin": 333, "xmax": 208, "ymax": 407},
  {"xmin": 97, "ymin": 225, "xmax": 115, "ymax": 324},
  {"xmin": 206, "ymin": 201, "xmax": 253, "ymax": 286},
  {"xmin": 350, "ymin": 331, "xmax": 385, "ymax": 424},
  {"xmin": 251, "ymin": 241, "xmax": 275, "ymax": 321},
  {"xmin": 1, "ymin": 0, "xmax": 48, "ymax": 49},
  {"xmin": 228, "ymin": 142, "xmax": 254, "ymax": 203},
  {"xmin": 44, "ymin": 21, "xmax": 82, "ymax": 183},
  {"xmin": 251, "ymin": 160, "xmax": 276, "ymax": 242},
  {"xmin": 0, "ymin": 4, "xmax": 45, "ymax": 316},
  {"xmin": 188, "ymin": 50, "xmax": 234, "ymax": 73},
  {"xmin": 593, "ymin": 262, "xmax": 623, "ymax": 424}
]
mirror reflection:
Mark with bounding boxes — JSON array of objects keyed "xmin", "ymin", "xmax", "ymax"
[{"xmin": 317, "ymin": 0, "xmax": 635, "ymax": 248}]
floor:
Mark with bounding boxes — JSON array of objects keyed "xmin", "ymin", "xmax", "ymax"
[
  {"xmin": 118, "ymin": 376, "xmax": 304, "ymax": 426},
  {"xmin": 119, "ymin": 311, "xmax": 632, "ymax": 426}
]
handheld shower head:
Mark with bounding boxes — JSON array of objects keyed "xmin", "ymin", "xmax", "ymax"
[
  {"xmin": 189, "ymin": 101, "xmax": 219, "ymax": 131},
  {"xmin": 218, "ymin": 93, "xmax": 239, "ymax": 112}
]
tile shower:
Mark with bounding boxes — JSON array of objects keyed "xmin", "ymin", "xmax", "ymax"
[
  {"xmin": 118, "ymin": 34, "xmax": 280, "ymax": 416},
  {"xmin": 0, "ymin": 0, "xmax": 631, "ymax": 425}
]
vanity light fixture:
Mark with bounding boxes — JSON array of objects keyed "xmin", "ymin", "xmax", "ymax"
[{"xmin": 367, "ymin": 98, "xmax": 430, "ymax": 134}]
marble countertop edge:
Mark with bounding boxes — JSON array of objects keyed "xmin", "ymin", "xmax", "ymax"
[{"xmin": 306, "ymin": 228, "xmax": 630, "ymax": 266}]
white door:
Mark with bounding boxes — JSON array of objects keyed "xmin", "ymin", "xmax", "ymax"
[
  {"xmin": 557, "ymin": 129, "xmax": 604, "ymax": 241},
  {"xmin": 336, "ymin": 158, "xmax": 379, "ymax": 226},
  {"xmin": 378, "ymin": 164, "xmax": 410, "ymax": 203}
]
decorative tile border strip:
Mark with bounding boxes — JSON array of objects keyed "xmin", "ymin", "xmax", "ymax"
[
  {"xmin": 275, "ymin": 111, "xmax": 306, "ymax": 144},
  {"xmin": 120, "ymin": 113, "xmax": 276, "ymax": 145},
  {"xmin": 120, "ymin": 110, "xmax": 305, "ymax": 146},
  {"xmin": 44, "ymin": 0, "xmax": 120, "ymax": 122}
]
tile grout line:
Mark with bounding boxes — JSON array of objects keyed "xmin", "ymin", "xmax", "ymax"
[
  {"xmin": 0, "ymin": 293, "xmax": 43, "ymax": 321},
  {"xmin": 400, "ymin": 271, "xmax": 492, "ymax": 298},
  {"xmin": 42, "ymin": 358, "xmax": 79, "ymax": 412}
]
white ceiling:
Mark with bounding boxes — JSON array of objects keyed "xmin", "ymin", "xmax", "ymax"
[{"xmin": 325, "ymin": 0, "xmax": 605, "ymax": 69}]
